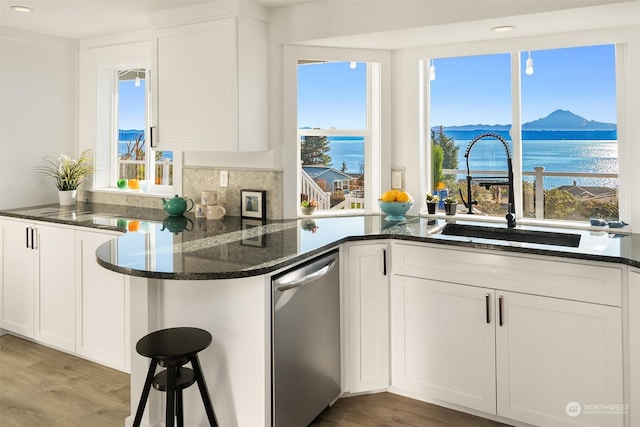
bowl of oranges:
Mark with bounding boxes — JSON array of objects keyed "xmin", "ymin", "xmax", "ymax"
[{"xmin": 379, "ymin": 190, "xmax": 414, "ymax": 221}]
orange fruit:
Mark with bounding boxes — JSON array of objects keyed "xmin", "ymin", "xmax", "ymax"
[
  {"xmin": 380, "ymin": 191, "xmax": 396, "ymax": 202},
  {"xmin": 395, "ymin": 191, "xmax": 411, "ymax": 202}
]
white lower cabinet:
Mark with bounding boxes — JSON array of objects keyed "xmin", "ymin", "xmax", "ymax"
[
  {"xmin": 1, "ymin": 219, "xmax": 38, "ymax": 337},
  {"xmin": 1, "ymin": 219, "xmax": 76, "ymax": 352},
  {"xmin": 495, "ymin": 290, "xmax": 622, "ymax": 427},
  {"xmin": 390, "ymin": 242, "xmax": 624, "ymax": 427},
  {"xmin": 76, "ymin": 230, "xmax": 130, "ymax": 372},
  {"xmin": 390, "ymin": 277, "xmax": 497, "ymax": 413},
  {"xmin": 1, "ymin": 218, "xmax": 128, "ymax": 371},
  {"xmin": 345, "ymin": 243, "xmax": 389, "ymax": 393},
  {"xmin": 34, "ymin": 225, "xmax": 76, "ymax": 352}
]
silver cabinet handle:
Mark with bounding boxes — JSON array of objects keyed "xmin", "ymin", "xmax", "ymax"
[{"xmin": 498, "ymin": 295, "xmax": 504, "ymax": 326}]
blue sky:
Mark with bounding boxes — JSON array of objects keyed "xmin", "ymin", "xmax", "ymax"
[
  {"xmin": 118, "ymin": 79, "xmax": 146, "ymax": 130},
  {"xmin": 428, "ymin": 44, "xmax": 616, "ymax": 127},
  {"xmin": 296, "ymin": 44, "xmax": 616, "ymax": 129},
  {"xmin": 298, "ymin": 61, "xmax": 367, "ymax": 129}
]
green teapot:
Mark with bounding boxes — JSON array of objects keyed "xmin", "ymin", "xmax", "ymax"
[
  {"xmin": 161, "ymin": 215, "xmax": 194, "ymax": 234},
  {"xmin": 161, "ymin": 195, "xmax": 194, "ymax": 216}
]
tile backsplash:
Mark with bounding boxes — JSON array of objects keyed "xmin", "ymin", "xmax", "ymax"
[
  {"xmin": 183, "ymin": 166, "xmax": 283, "ymax": 219},
  {"xmin": 82, "ymin": 167, "xmax": 284, "ymax": 219}
]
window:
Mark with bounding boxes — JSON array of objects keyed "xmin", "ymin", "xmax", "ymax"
[
  {"xmin": 297, "ymin": 61, "xmax": 372, "ymax": 213},
  {"xmin": 428, "ymin": 44, "xmax": 618, "ymax": 223},
  {"xmin": 116, "ymin": 69, "xmax": 173, "ymax": 189}
]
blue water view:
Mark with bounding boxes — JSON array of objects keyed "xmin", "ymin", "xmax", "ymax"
[
  {"xmin": 325, "ymin": 131, "xmax": 618, "ymax": 190},
  {"xmin": 118, "ymin": 129, "xmax": 173, "ymax": 160}
]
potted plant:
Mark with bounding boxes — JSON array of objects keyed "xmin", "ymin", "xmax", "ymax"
[
  {"xmin": 425, "ymin": 193, "xmax": 439, "ymax": 214},
  {"xmin": 35, "ymin": 150, "xmax": 94, "ymax": 205},
  {"xmin": 300, "ymin": 198, "xmax": 319, "ymax": 215},
  {"xmin": 443, "ymin": 196, "xmax": 458, "ymax": 216}
]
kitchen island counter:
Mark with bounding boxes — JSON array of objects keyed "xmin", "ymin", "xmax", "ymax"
[{"xmin": 1, "ymin": 203, "xmax": 639, "ymax": 279}]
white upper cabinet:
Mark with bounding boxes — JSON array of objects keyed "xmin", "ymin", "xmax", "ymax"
[{"xmin": 151, "ymin": 16, "xmax": 268, "ymax": 152}]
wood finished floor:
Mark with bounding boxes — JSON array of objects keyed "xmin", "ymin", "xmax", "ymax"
[{"xmin": 1, "ymin": 334, "xmax": 512, "ymax": 427}]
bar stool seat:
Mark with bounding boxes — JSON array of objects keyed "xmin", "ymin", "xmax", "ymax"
[{"xmin": 133, "ymin": 327, "xmax": 218, "ymax": 427}]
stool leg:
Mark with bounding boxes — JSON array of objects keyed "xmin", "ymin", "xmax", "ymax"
[
  {"xmin": 133, "ymin": 358, "xmax": 158, "ymax": 427},
  {"xmin": 176, "ymin": 390, "xmax": 184, "ymax": 427},
  {"xmin": 189, "ymin": 355, "xmax": 219, "ymax": 427},
  {"xmin": 166, "ymin": 365, "xmax": 177, "ymax": 427}
]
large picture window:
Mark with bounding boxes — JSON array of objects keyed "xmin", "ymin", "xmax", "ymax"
[{"xmin": 428, "ymin": 44, "xmax": 618, "ymax": 223}]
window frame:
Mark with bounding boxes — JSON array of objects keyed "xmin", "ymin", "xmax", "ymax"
[
  {"xmin": 423, "ymin": 41, "xmax": 628, "ymax": 226},
  {"xmin": 283, "ymin": 45, "xmax": 391, "ymax": 218},
  {"xmin": 92, "ymin": 65, "xmax": 179, "ymax": 196}
]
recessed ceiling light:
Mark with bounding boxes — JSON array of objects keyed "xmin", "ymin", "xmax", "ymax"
[
  {"xmin": 491, "ymin": 25, "xmax": 516, "ymax": 33},
  {"xmin": 11, "ymin": 5, "xmax": 33, "ymax": 13}
]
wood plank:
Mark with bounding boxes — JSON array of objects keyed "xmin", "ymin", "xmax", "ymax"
[{"xmin": 1, "ymin": 335, "xmax": 510, "ymax": 426}]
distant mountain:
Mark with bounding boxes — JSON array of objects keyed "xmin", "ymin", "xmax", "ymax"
[
  {"xmin": 522, "ymin": 109, "xmax": 616, "ymax": 130},
  {"xmin": 436, "ymin": 110, "xmax": 616, "ymax": 132}
]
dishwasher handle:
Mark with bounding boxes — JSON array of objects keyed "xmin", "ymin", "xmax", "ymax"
[{"xmin": 275, "ymin": 258, "xmax": 337, "ymax": 292}]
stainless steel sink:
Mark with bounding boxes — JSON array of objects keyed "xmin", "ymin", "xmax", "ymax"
[{"xmin": 440, "ymin": 223, "xmax": 582, "ymax": 247}]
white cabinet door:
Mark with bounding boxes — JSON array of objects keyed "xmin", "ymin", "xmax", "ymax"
[
  {"xmin": 1, "ymin": 219, "xmax": 36, "ymax": 337},
  {"xmin": 391, "ymin": 276, "xmax": 497, "ymax": 414},
  {"xmin": 496, "ymin": 290, "xmax": 623, "ymax": 427},
  {"xmin": 34, "ymin": 224, "xmax": 76, "ymax": 352},
  {"xmin": 76, "ymin": 230, "xmax": 129, "ymax": 372},
  {"xmin": 346, "ymin": 243, "xmax": 389, "ymax": 393},
  {"xmin": 628, "ymin": 269, "xmax": 640, "ymax": 427},
  {"xmin": 152, "ymin": 17, "xmax": 267, "ymax": 152}
]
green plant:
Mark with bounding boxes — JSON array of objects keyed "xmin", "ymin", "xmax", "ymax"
[
  {"xmin": 35, "ymin": 150, "xmax": 95, "ymax": 191},
  {"xmin": 301, "ymin": 198, "xmax": 319, "ymax": 208},
  {"xmin": 444, "ymin": 196, "xmax": 457, "ymax": 204},
  {"xmin": 426, "ymin": 193, "xmax": 440, "ymax": 203}
]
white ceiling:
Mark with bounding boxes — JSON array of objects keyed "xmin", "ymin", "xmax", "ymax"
[
  {"xmin": 0, "ymin": 0, "xmax": 318, "ymax": 40},
  {"xmin": 0, "ymin": 0, "xmax": 638, "ymax": 44}
]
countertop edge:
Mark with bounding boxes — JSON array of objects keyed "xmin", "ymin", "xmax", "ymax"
[{"xmin": 4, "ymin": 207, "xmax": 638, "ymax": 278}]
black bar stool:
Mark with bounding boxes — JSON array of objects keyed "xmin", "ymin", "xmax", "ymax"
[{"xmin": 132, "ymin": 327, "xmax": 219, "ymax": 427}]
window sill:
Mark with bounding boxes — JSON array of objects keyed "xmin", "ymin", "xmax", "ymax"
[
  {"xmin": 90, "ymin": 187, "xmax": 174, "ymax": 198},
  {"xmin": 298, "ymin": 209, "xmax": 365, "ymax": 219}
]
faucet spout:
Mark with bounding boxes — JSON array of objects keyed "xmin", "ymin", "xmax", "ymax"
[{"xmin": 463, "ymin": 132, "xmax": 516, "ymax": 227}]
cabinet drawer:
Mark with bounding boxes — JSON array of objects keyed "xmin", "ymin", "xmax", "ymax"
[{"xmin": 391, "ymin": 243, "xmax": 621, "ymax": 306}]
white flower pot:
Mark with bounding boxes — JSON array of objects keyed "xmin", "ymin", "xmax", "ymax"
[{"xmin": 58, "ymin": 190, "xmax": 77, "ymax": 206}]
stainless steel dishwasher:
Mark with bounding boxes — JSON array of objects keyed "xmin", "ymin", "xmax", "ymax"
[{"xmin": 272, "ymin": 249, "xmax": 341, "ymax": 427}]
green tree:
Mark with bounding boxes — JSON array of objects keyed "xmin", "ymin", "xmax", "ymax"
[
  {"xmin": 301, "ymin": 136, "xmax": 332, "ymax": 166},
  {"xmin": 544, "ymin": 189, "xmax": 579, "ymax": 220},
  {"xmin": 431, "ymin": 126, "xmax": 459, "ymax": 188},
  {"xmin": 431, "ymin": 126, "xmax": 459, "ymax": 170},
  {"xmin": 432, "ymin": 144, "xmax": 445, "ymax": 187}
]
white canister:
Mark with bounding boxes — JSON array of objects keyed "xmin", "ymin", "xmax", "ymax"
[
  {"xmin": 206, "ymin": 205, "xmax": 226, "ymax": 220},
  {"xmin": 201, "ymin": 190, "xmax": 222, "ymax": 205}
]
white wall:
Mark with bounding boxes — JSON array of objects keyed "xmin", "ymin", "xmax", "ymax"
[{"xmin": 0, "ymin": 27, "xmax": 78, "ymax": 209}]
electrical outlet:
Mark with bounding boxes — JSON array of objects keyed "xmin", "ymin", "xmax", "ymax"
[
  {"xmin": 220, "ymin": 170, "xmax": 229, "ymax": 187},
  {"xmin": 391, "ymin": 171, "xmax": 403, "ymax": 189}
]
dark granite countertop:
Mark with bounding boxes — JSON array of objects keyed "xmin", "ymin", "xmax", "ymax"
[{"xmin": 2, "ymin": 202, "xmax": 639, "ymax": 280}]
